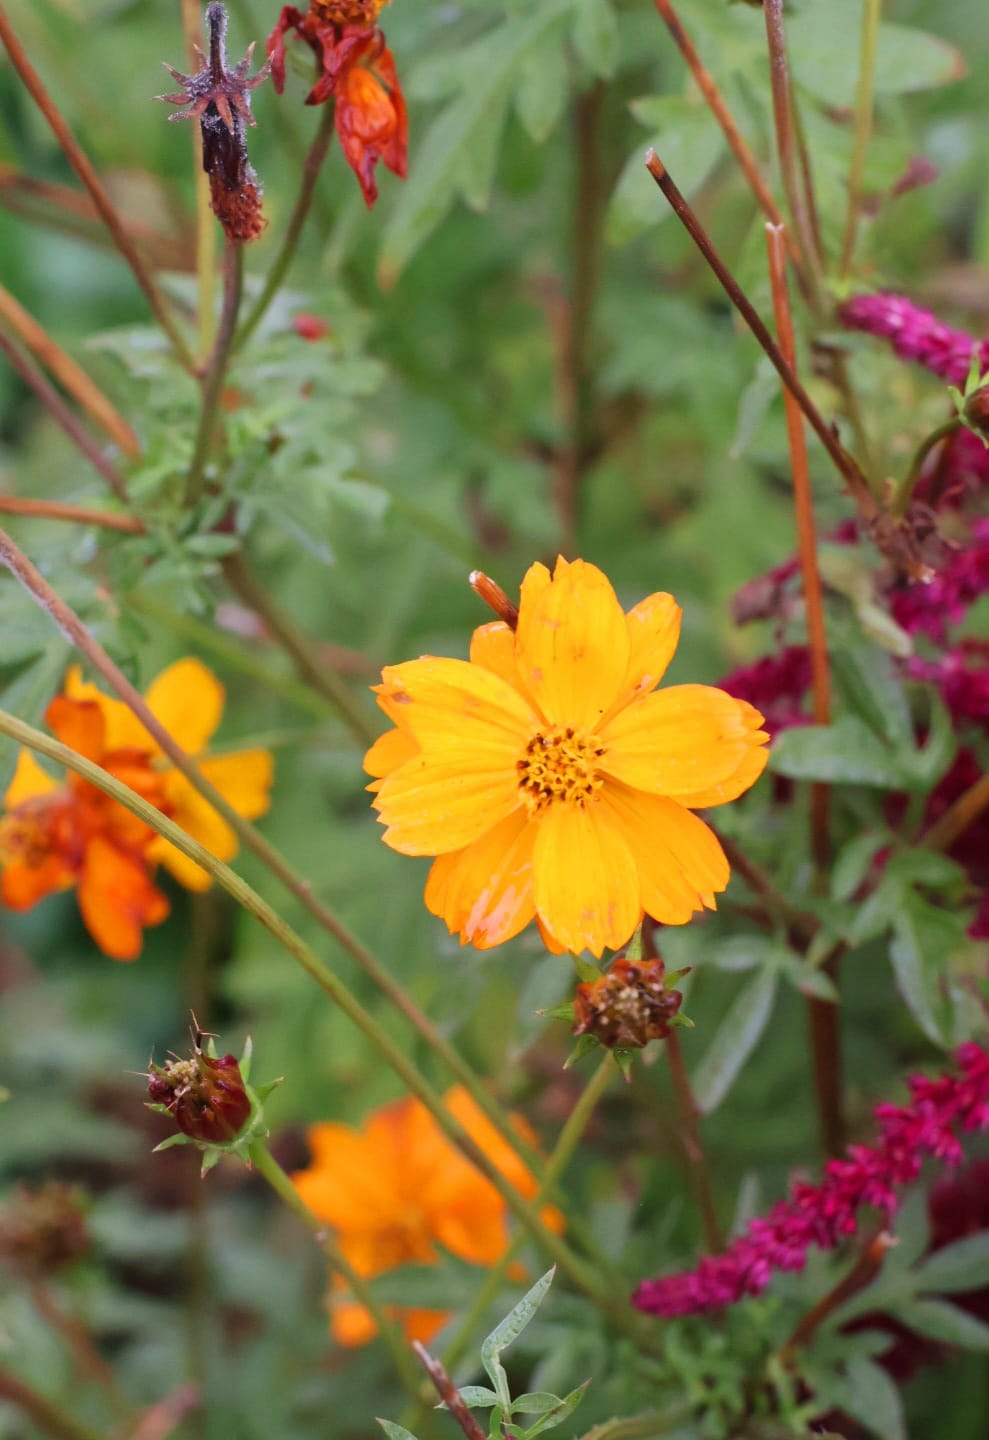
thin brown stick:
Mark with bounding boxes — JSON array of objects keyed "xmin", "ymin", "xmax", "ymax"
[
  {"xmin": 0, "ymin": 325, "xmax": 131, "ymax": 502},
  {"xmin": 762, "ymin": 0, "xmax": 820, "ymax": 299},
  {"xmin": 780, "ymin": 1230, "xmax": 894, "ymax": 1362},
  {"xmin": 28, "ymin": 1279, "xmax": 133, "ymax": 1419},
  {"xmin": 0, "ymin": 284, "xmax": 139, "ymax": 456},
  {"xmin": 0, "ymin": 1367, "xmax": 103, "ymax": 1440},
  {"xmin": 923, "ymin": 768, "xmax": 989, "ymax": 855},
  {"xmin": 765, "ymin": 223, "xmax": 842, "ymax": 1158},
  {"xmin": 127, "ymin": 1386, "xmax": 200, "ymax": 1440},
  {"xmin": 643, "ymin": 151, "xmax": 875, "ymax": 520},
  {"xmin": 0, "ymin": 6, "xmax": 194, "ymax": 371},
  {"xmin": 411, "ymin": 1343, "xmax": 487, "ymax": 1440},
  {"xmin": 186, "ymin": 244, "xmax": 243, "ymax": 506},
  {"xmin": 665, "ymin": 1030, "xmax": 723, "ymax": 1252},
  {"xmin": 0, "ymin": 496, "xmax": 144, "ymax": 533},
  {"xmin": 650, "ymin": 0, "xmax": 803, "ymax": 273}
]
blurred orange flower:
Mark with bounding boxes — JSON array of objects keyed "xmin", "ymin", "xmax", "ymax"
[
  {"xmin": 365, "ymin": 558, "xmax": 770, "ymax": 958},
  {"xmin": 0, "ymin": 660, "xmax": 273, "ymax": 959},
  {"xmin": 292, "ymin": 1085, "xmax": 562, "ymax": 1347}
]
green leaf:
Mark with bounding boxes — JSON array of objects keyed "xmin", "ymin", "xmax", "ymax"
[
  {"xmin": 779, "ymin": 956, "xmax": 839, "ymax": 1003},
  {"xmin": 832, "ymin": 832, "xmax": 884, "ymax": 903},
  {"xmin": 831, "ymin": 636, "xmax": 912, "ymax": 746},
  {"xmin": 897, "ymin": 1299, "xmax": 989, "ymax": 1351},
  {"xmin": 915, "ymin": 1232, "xmax": 989, "ymax": 1295},
  {"xmin": 377, "ymin": 1422, "xmax": 421, "ymax": 1440},
  {"xmin": 770, "ymin": 716, "xmax": 904, "ymax": 788},
  {"xmin": 788, "ymin": 0, "xmax": 964, "ymax": 108},
  {"xmin": 481, "ymin": 1269, "xmax": 556, "ymax": 1406},
  {"xmin": 0, "ymin": 641, "xmax": 72, "ymax": 797},
  {"xmin": 516, "ymin": 1382, "xmax": 590, "ymax": 1436},
  {"xmin": 379, "ymin": 0, "xmax": 575, "ymax": 282},
  {"xmin": 888, "ymin": 893, "xmax": 959, "ymax": 1047},
  {"xmin": 447, "ymin": 1387, "xmax": 499, "ymax": 1409},
  {"xmin": 572, "ymin": 0, "xmax": 619, "ymax": 79},
  {"xmin": 607, "ymin": 97, "xmax": 724, "ymax": 246},
  {"xmin": 841, "ymin": 1354, "xmax": 906, "ymax": 1440},
  {"xmin": 693, "ymin": 967, "xmax": 778, "ymax": 1114},
  {"xmin": 516, "ymin": 40, "xmax": 569, "ymax": 143}
]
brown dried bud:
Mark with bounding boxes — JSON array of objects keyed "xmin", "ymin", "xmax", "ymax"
[
  {"xmin": 963, "ymin": 385, "xmax": 989, "ymax": 441},
  {"xmin": 573, "ymin": 956, "xmax": 683, "ymax": 1050},
  {"xmin": 149, "ymin": 1042, "xmax": 251, "ymax": 1144},
  {"xmin": 469, "ymin": 570, "xmax": 519, "ymax": 630},
  {"xmin": 0, "ymin": 1182, "xmax": 90, "ymax": 1273},
  {"xmin": 160, "ymin": 3, "xmax": 269, "ymax": 244}
]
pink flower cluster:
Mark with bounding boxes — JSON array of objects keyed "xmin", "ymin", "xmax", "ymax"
[
  {"xmin": 907, "ymin": 642, "xmax": 989, "ymax": 728},
  {"xmin": 890, "ymin": 519, "xmax": 989, "ymax": 639},
  {"xmin": 720, "ymin": 646, "xmax": 813, "ymax": 736},
  {"xmin": 633, "ymin": 1043, "xmax": 989, "ymax": 1319},
  {"xmin": 840, "ymin": 293, "xmax": 989, "ymax": 387}
]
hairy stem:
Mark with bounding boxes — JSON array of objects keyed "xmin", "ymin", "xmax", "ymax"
[
  {"xmin": 0, "ymin": 6, "xmax": 194, "ymax": 370},
  {"xmin": 235, "ymin": 106, "xmax": 336, "ymax": 349},
  {"xmin": 250, "ymin": 1143, "xmax": 424, "ymax": 1407},
  {"xmin": 186, "ymin": 244, "xmax": 244, "ymax": 507},
  {"xmin": 0, "ymin": 325, "xmax": 130, "ymax": 502}
]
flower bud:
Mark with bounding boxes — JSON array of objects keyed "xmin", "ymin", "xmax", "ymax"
[
  {"xmin": 149, "ymin": 1043, "xmax": 251, "ymax": 1144},
  {"xmin": 0, "ymin": 1182, "xmax": 90, "ymax": 1273},
  {"xmin": 963, "ymin": 385, "xmax": 989, "ymax": 441},
  {"xmin": 573, "ymin": 956, "xmax": 684, "ymax": 1049}
]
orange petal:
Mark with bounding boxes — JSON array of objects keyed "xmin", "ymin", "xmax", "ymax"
[
  {"xmin": 363, "ymin": 724, "xmax": 418, "ymax": 780},
  {"xmin": 531, "ymin": 799, "xmax": 641, "ymax": 958},
  {"xmin": 373, "ymin": 751, "xmax": 524, "ymax": 857},
  {"xmin": 599, "ymin": 685, "xmax": 769, "ymax": 796},
  {"xmin": 64, "ymin": 666, "xmax": 145, "ymax": 752},
  {"xmin": 469, "ymin": 621, "xmax": 518, "ymax": 690},
  {"xmin": 145, "ymin": 659, "xmax": 225, "ymax": 754},
  {"xmin": 674, "ymin": 717, "xmax": 770, "ymax": 808},
  {"xmin": 200, "ymin": 749, "xmax": 273, "ymax": 821},
  {"xmin": 603, "ymin": 784, "xmax": 729, "ymax": 923},
  {"xmin": 45, "ymin": 697, "xmax": 105, "ymax": 762},
  {"xmin": 1, "ymin": 853, "xmax": 73, "ymax": 910},
  {"xmin": 77, "ymin": 836, "xmax": 169, "ymax": 961},
  {"xmin": 4, "ymin": 751, "xmax": 60, "ymax": 808},
  {"xmin": 378, "ymin": 656, "xmax": 534, "ymax": 751},
  {"xmin": 424, "ymin": 809, "xmax": 536, "ymax": 949},
  {"xmin": 601, "ymin": 592, "xmax": 682, "ymax": 724},
  {"xmin": 515, "ymin": 558, "xmax": 630, "ymax": 731}
]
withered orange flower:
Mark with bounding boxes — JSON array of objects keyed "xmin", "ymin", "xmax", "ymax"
[
  {"xmin": 267, "ymin": 1, "xmax": 406, "ymax": 207},
  {"xmin": 292, "ymin": 1086, "xmax": 562, "ymax": 1347},
  {"xmin": 0, "ymin": 660, "xmax": 273, "ymax": 959},
  {"xmin": 365, "ymin": 559, "xmax": 770, "ymax": 958}
]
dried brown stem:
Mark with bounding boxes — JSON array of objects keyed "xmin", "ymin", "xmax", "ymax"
[
  {"xmin": 186, "ymin": 243, "xmax": 244, "ymax": 507},
  {"xmin": 470, "ymin": 569, "xmax": 519, "ymax": 629},
  {"xmin": 0, "ymin": 324, "xmax": 131, "ymax": 502},
  {"xmin": 0, "ymin": 496, "xmax": 144, "ymax": 532},
  {"xmin": 126, "ymin": 1386, "xmax": 200, "ymax": 1440},
  {"xmin": 780, "ymin": 1229, "xmax": 895, "ymax": 1362},
  {"xmin": 923, "ymin": 768, "xmax": 989, "ymax": 855},
  {"xmin": 0, "ymin": 6, "xmax": 194, "ymax": 370},
  {"xmin": 664, "ymin": 1029, "xmax": 723, "ymax": 1252},
  {"xmin": 762, "ymin": 0, "xmax": 820, "ymax": 299},
  {"xmin": 0, "ymin": 1367, "xmax": 104, "ymax": 1440},
  {"xmin": 411, "ymin": 1343, "xmax": 487, "ymax": 1440},
  {"xmin": 650, "ymin": 0, "xmax": 803, "ymax": 274},
  {"xmin": 643, "ymin": 152, "xmax": 875, "ymax": 521},
  {"xmin": 0, "ymin": 284, "xmax": 139, "ymax": 456}
]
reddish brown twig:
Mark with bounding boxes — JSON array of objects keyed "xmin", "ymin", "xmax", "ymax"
[
  {"xmin": 762, "ymin": 0, "xmax": 820, "ymax": 297},
  {"xmin": 0, "ymin": 284, "xmax": 139, "ymax": 456},
  {"xmin": 0, "ymin": 496, "xmax": 144, "ymax": 533},
  {"xmin": 470, "ymin": 569, "xmax": 519, "ymax": 629},
  {"xmin": 0, "ymin": 325, "xmax": 131, "ymax": 502},
  {"xmin": 0, "ymin": 6, "xmax": 194, "ymax": 371},
  {"xmin": 780, "ymin": 1230, "xmax": 895, "ymax": 1362},
  {"xmin": 126, "ymin": 1386, "xmax": 200, "ymax": 1440},
  {"xmin": 411, "ymin": 1342, "xmax": 487, "ymax": 1440},
  {"xmin": 643, "ymin": 151, "xmax": 875, "ymax": 521},
  {"xmin": 923, "ymin": 768, "xmax": 989, "ymax": 855}
]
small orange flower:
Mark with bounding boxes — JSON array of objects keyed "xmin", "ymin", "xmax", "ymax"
[
  {"xmin": 292, "ymin": 1086, "xmax": 562, "ymax": 1347},
  {"xmin": 365, "ymin": 559, "xmax": 770, "ymax": 958},
  {"xmin": 0, "ymin": 660, "xmax": 274, "ymax": 959}
]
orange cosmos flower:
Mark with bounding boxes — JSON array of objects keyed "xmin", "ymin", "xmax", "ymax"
[
  {"xmin": 0, "ymin": 660, "xmax": 274, "ymax": 959},
  {"xmin": 292, "ymin": 1086, "xmax": 563, "ymax": 1347},
  {"xmin": 365, "ymin": 558, "xmax": 770, "ymax": 958}
]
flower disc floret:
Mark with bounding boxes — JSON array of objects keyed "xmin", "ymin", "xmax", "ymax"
[{"xmin": 365, "ymin": 558, "xmax": 770, "ymax": 957}]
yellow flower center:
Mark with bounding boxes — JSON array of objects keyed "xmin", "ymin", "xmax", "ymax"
[{"xmin": 516, "ymin": 727, "xmax": 605, "ymax": 812}]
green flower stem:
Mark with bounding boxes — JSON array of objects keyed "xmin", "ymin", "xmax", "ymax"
[
  {"xmin": 0, "ymin": 1366, "xmax": 106, "ymax": 1440},
  {"xmin": 895, "ymin": 415, "xmax": 962, "ymax": 518},
  {"xmin": 186, "ymin": 244, "xmax": 244, "ymax": 508},
  {"xmin": 839, "ymin": 0, "xmax": 882, "ymax": 278},
  {"xmin": 440, "ymin": 1055, "xmax": 618, "ymax": 1378},
  {"xmin": 0, "ymin": 706, "xmax": 609, "ymax": 1314},
  {"xmin": 249, "ymin": 1142, "xmax": 425, "ymax": 1409},
  {"xmin": 0, "ymin": 529, "xmax": 570, "ymax": 1237},
  {"xmin": 235, "ymin": 106, "xmax": 336, "ymax": 351}
]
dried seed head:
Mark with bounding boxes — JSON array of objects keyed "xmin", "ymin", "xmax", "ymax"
[
  {"xmin": 159, "ymin": 2, "xmax": 270, "ymax": 243},
  {"xmin": 573, "ymin": 956, "xmax": 684, "ymax": 1050},
  {"xmin": 0, "ymin": 1182, "xmax": 91, "ymax": 1274}
]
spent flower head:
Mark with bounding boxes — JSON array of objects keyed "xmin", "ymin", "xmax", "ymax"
[
  {"xmin": 365, "ymin": 559, "xmax": 769, "ymax": 958},
  {"xmin": 0, "ymin": 1182, "xmax": 91, "ymax": 1274}
]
